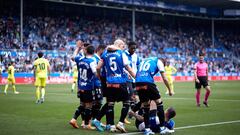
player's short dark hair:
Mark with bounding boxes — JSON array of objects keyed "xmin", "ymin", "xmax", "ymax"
[
  {"xmin": 38, "ymin": 52, "xmax": 44, "ymax": 58},
  {"xmin": 83, "ymin": 43, "xmax": 91, "ymax": 47},
  {"xmin": 167, "ymin": 107, "xmax": 176, "ymax": 119},
  {"xmin": 96, "ymin": 45, "xmax": 107, "ymax": 52},
  {"xmin": 199, "ymin": 53, "xmax": 205, "ymax": 57},
  {"xmin": 128, "ymin": 41, "xmax": 137, "ymax": 47},
  {"xmin": 86, "ymin": 45, "xmax": 95, "ymax": 55}
]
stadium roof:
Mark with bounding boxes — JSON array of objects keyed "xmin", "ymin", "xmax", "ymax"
[{"xmin": 161, "ymin": 0, "xmax": 240, "ymax": 9}]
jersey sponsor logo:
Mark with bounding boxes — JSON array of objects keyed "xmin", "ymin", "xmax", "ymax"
[
  {"xmin": 80, "ymin": 82, "xmax": 87, "ymax": 86},
  {"xmin": 137, "ymin": 72, "xmax": 149, "ymax": 77},
  {"xmin": 110, "ymin": 73, "xmax": 122, "ymax": 77}
]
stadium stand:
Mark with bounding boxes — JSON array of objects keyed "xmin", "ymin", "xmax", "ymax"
[{"xmin": 0, "ymin": 0, "xmax": 239, "ymax": 76}]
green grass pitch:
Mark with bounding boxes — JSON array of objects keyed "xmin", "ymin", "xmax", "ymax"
[{"xmin": 0, "ymin": 81, "xmax": 240, "ymax": 135}]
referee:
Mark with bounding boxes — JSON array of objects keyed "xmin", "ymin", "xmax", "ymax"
[{"xmin": 194, "ymin": 53, "xmax": 211, "ymax": 107}]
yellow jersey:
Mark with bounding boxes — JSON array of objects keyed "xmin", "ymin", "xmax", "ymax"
[
  {"xmin": 72, "ymin": 65, "xmax": 78, "ymax": 77},
  {"xmin": 165, "ymin": 65, "xmax": 177, "ymax": 76},
  {"xmin": 34, "ymin": 58, "xmax": 50, "ymax": 78},
  {"xmin": 7, "ymin": 65, "xmax": 15, "ymax": 79}
]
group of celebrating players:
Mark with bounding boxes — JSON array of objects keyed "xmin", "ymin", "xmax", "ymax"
[
  {"xmin": 68, "ymin": 39, "xmax": 176, "ymax": 135},
  {"xmin": 1, "ymin": 37, "xmax": 212, "ymax": 135}
]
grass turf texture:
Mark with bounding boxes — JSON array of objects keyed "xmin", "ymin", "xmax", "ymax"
[{"xmin": 0, "ymin": 81, "xmax": 240, "ymax": 135}]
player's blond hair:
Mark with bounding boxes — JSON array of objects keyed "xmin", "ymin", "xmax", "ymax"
[{"xmin": 114, "ymin": 39, "xmax": 125, "ymax": 47}]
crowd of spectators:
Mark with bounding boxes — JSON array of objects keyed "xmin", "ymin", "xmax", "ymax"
[{"xmin": 0, "ymin": 16, "xmax": 239, "ymax": 74}]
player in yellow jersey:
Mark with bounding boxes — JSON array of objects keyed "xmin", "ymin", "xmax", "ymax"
[
  {"xmin": 4, "ymin": 62, "xmax": 19, "ymax": 94},
  {"xmin": 33, "ymin": 52, "xmax": 50, "ymax": 104},
  {"xmin": 165, "ymin": 61, "xmax": 177, "ymax": 95},
  {"xmin": 71, "ymin": 64, "xmax": 78, "ymax": 93}
]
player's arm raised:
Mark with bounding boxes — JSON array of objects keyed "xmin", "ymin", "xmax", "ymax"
[{"xmin": 71, "ymin": 40, "xmax": 84, "ymax": 61}]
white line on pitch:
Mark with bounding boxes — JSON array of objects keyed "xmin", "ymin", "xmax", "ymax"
[
  {"xmin": 175, "ymin": 120, "xmax": 240, "ymax": 130},
  {"xmin": 117, "ymin": 120, "xmax": 240, "ymax": 135},
  {"xmin": 165, "ymin": 97, "xmax": 240, "ymax": 102}
]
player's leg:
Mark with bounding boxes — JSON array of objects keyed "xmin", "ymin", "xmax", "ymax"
[
  {"xmin": 154, "ymin": 99, "xmax": 165, "ymax": 126},
  {"xmin": 149, "ymin": 83, "xmax": 169, "ymax": 134},
  {"xmin": 195, "ymin": 89, "xmax": 201, "ymax": 107},
  {"xmin": 203, "ymin": 86, "xmax": 211, "ymax": 106},
  {"xmin": 117, "ymin": 100, "xmax": 130, "ymax": 132},
  {"xmin": 195, "ymin": 78, "xmax": 202, "ymax": 107},
  {"xmin": 69, "ymin": 99, "xmax": 83, "ymax": 129},
  {"xmin": 116, "ymin": 84, "xmax": 130, "ymax": 133},
  {"xmin": 97, "ymin": 103, "xmax": 107, "ymax": 121},
  {"xmin": 40, "ymin": 86, "xmax": 45, "ymax": 102},
  {"xmin": 40, "ymin": 78, "xmax": 46, "ymax": 103},
  {"xmin": 143, "ymin": 102, "xmax": 155, "ymax": 135},
  {"xmin": 148, "ymin": 83, "xmax": 164, "ymax": 127},
  {"xmin": 78, "ymin": 90, "xmax": 85, "ymax": 127},
  {"xmin": 154, "ymin": 98, "xmax": 172, "ymax": 134},
  {"xmin": 169, "ymin": 76, "xmax": 174, "ymax": 94},
  {"xmin": 126, "ymin": 82, "xmax": 135, "ymax": 109},
  {"xmin": 95, "ymin": 79, "xmax": 108, "ymax": 121},
  {"xmin": 92, "ymin": 80, "xmax": 108, "ymax": 132},
  {"xmin": 106, "ymin": 101, "xmax": 115, "ymax": 127},
  {"xmin": 35, "ymin": 77, "xmax": 41, "ymax": 103},
  {"xmin": 124, "ymin": 82, "xmax": 132, "ymax": 124},
  {"xmin": 35, "ymin": 86, "xmax": 41, "ymax": 104},
  {"xmin": 136, "ymin": 83, "xmax": 154, "ymax": 135},
  {"xmin": 165, "ymin": 76, "xmax": 171, "ymax": 94},
  {"xmin": 92, "ymin": 102, "xmax": 106, "ymax": 132},
  {"xmin": 92, "ymin": 87, "xmax": 103, "ymax": 120},
  {"xmin": 104, "ymin": 86, "xmax": 117, "ymax": 132},
  {"xmin": 125, "ymin": 82, "xmax": 135, "ymax": 124},
  {"xmin": 83, "ymin": 102, "xmax": 95, "ymax": 129},
  {"xmin": 12, "ymin": 78, "xmax": 19, "ymax": 94},
  {"xmin": 4, "ymin": 78, "xmax": 10, "ymax": 94},
  {"xmin": 79, "ymin": 90, "xmax": 95, "ymax": 130},
  {"xmin": 72, "ymin": 103, "xmax": 84, "ymax": 120}
]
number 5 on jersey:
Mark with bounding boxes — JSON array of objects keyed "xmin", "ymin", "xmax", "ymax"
[{"xmin": 110, "ymin": 57, "xmax": 117, "ymax": 71}]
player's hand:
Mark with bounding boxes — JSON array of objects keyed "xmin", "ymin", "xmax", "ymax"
[
  {"xmin": 128, "ymin": 111, "xmax": 135, "ymax": 117},
  {"xmin": 76, "ymin": 40, "xmax": 83, "ymax": 48},
  {"xmin": 196, "ymin": 79, "xmax": 200, "ymax": 83},
  {"xmin": 107, "ymin": 45, "xmax": 121, "ymax": 51}
]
